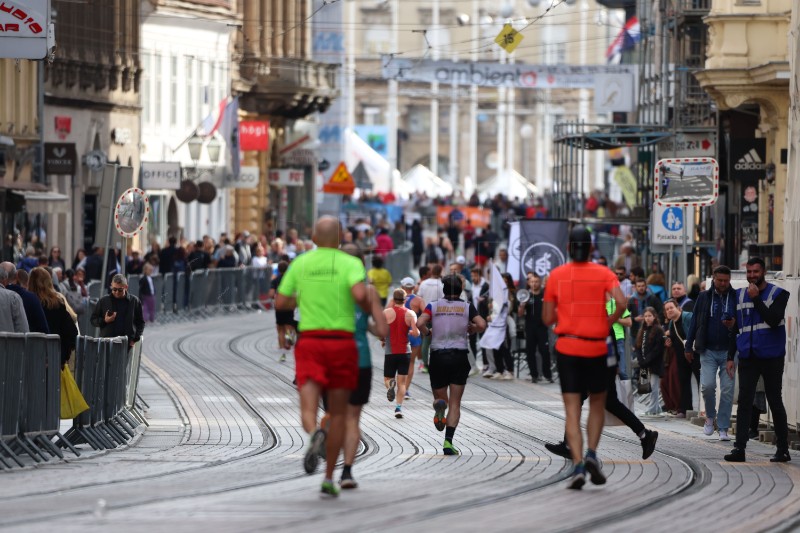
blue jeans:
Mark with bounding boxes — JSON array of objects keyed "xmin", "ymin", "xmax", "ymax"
[
  {"xmin": 607, "ymin": 339, "xmax": 628, "ymax": 380},
  {"xmin": 700, "ymin": 349, "xmax": 735, "ymax": 430}
]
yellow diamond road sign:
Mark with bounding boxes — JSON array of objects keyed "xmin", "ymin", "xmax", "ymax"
[{"xmin": 495, "ymin": 23, "xmax": 524, "ymax": 54}]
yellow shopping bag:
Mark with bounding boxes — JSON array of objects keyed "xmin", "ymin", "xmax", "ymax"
[{"xmin": 60, "ymin": 366, "xmax": 89, "ymax": 419}]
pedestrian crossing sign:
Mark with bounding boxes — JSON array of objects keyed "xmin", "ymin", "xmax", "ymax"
[
  {"xmin": 323, "ymin": 162, "xmax": 355, "ymax": 194},
  {"xmin": 495, "ymin": 24, "xmax": 524, "ymax": 54}
]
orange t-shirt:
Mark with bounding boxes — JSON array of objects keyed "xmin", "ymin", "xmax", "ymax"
[{"xmin": 543, "ymin": 261, "xmax": 619, "ymax": 357}]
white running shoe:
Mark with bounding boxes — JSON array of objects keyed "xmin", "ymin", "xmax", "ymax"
[
  {"xmin": 501, "ymin": 371, "xmax": 514, "ymax": 380},
  {"xmin": 719, "ymin": 429, "xmax": 730, "ymax": 441},
  {"xmin": 490, "ymin": 372, "xmax": 503, "ymax": 379},
  {"xmin": 483, "ymin": 370, "xmax": 495, "ymax": 378},
  {"xmin": 703, "ymin": 418, "xmax": 715, "ymax": 436}
]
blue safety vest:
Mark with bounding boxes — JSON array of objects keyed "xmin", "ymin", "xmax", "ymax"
[{"xmin": 735, "ymin": 283, "xmax": 786, "ymax": 359}]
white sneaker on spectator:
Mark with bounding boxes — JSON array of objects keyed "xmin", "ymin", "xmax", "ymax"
[
  {"xmin": 501, "ymin": 371, "xmax": 514, "ymax": 380},
  {"xmin": 703, "ymin": 418, "xmax": 715, "ymax": 436},
  {"xmin": 490, "ymin": 372, "xmax": 503, "ymax": 379},
  {"xmin": 719, "ymin": 429, "xmax": 730, "ymax": 441},
  {"xmin": 483, "ymin": 370, "xmax": 495, "ymax": 378},
  {"xmin": 469, "ymin": 367, "xmax": 480, "ymax": 377}
]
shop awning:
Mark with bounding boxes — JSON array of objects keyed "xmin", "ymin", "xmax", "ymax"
[{"xmin": 12, "ymin": 190, "xmax": 70, "ymax": 214}]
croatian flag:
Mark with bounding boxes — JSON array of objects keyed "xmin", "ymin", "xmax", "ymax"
[
  {"xmin": 199, "ymin": 97, "xmax": 228, "ymax": 137},
  {"xmin": 606, "ymin": 16, "xmax": 641, "ymax": 63}
]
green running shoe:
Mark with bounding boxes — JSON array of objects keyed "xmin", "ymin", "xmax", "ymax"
[
  {"xmin": 442, "ymin": 439, "xmax": 460, "ymax": 456},
  {"xmin": 320, "ymin": 480, "xmax": 340, "ymax": 498}
]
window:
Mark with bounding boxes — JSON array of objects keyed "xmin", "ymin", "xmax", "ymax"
[
  {"xmin": 408, "ymin": 107, "xmax": 430, "ymax": 134},
  {"xmin": 170, "ymin": 55, "xmax": 178, "ymax": 127},
  {"xmin": 154, "ymin": 54, "xmax": 163, "ymax": 127},
  {"xmin": 141, "ymin": 52, "xmax": 151, "ymax": 125},
  {"xmin": 185, "ymin": 56, "xmax": 195, "ymax": 127},
  {"xmin": 210, "ymin": 61, "xmax": 217, "ymax": 108}
]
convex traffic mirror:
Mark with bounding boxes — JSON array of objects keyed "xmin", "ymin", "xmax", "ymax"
[{"xmin": 654, "ymin": 158, "xmax": 719, "ymax": 207}]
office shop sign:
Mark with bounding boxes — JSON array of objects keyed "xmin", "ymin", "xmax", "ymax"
[
  {"xmin": 141, "ymin": 162, "xmax": 181, "ymax": 190},
  {"xmin": 0, "ymin": 0, "xmax": 53, "ymax": 60}
]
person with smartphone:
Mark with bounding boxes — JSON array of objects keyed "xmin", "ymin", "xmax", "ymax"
[{"xmin": 683, "ymin": 265, "xmax": 738, "ymax": 441}]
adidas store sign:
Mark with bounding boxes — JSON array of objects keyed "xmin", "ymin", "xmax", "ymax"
[
  {"xmin": 734, "ymin": 148, "xmax": 765, "ymax": 171},
  {"xmin": 730, "ymin": 139, "xmax": 767, "ymax": 180}
]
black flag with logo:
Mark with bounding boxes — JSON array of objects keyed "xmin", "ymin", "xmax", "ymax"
[{"xmin": 507, "ymin": 220, "xmax": 570, "ymax": 283}]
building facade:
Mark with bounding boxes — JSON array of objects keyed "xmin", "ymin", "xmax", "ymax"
[{"xmin": 696, "ymin": 0, "xmax": 791, "ymax": 269}]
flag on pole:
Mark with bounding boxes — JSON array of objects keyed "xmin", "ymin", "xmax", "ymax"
[
  {"xmin": 199, "ymin": 97, "xmax": 228, "ymax": 137},
  {"xmin": 480, "ymin": 261, "xmax": 509, "ymax": 350},
  {"xmin": 606, "ymin": 16, "xmax": 641, "ymax": 63},
  {"xmin": 219, "ymin": 96, "xmax": 241, "ymax": 177}
]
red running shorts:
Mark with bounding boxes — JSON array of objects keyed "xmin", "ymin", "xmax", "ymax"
[{"xmin": 295, "ymin": 330, "xmax": 358, "ymax": 390}]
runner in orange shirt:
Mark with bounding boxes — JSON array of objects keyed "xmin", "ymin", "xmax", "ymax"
[{"xmin": 542, "ymin": 225, "xmax": 626, "ymax": 490}]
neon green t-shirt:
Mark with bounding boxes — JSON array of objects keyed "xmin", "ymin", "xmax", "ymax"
[
  {"xmin": 606, "ymin": 299, "xmax": 631, "ymax": 341},
  {"xmin": 367, "ymin": 267, "xmax": 392, "ymax": 299},
  {"xmin": 277, "ymin": 247, "xmax": 366, "ymax": 332}
]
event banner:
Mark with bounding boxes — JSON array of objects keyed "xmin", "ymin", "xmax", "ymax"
[
  {"xmin": 382, "ymin": 57, "xmax": 636, "ymax": 90},
  {"xmin": 506, "ymin": 220, "xmax": 569, "ymax": 283},
  {"xmin": 436, "ymin": 206, "xmax": 491, "ymax": 229}
]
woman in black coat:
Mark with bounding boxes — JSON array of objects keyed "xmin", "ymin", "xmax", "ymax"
[
  {"xmin": 635, "ymin": 306, "xmax": 665, "ymax": 416},
  {"xmin": 28, "ymin": 267, "xmax": 78, "ymax": 367}
]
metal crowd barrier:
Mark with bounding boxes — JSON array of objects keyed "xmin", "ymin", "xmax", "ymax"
[
  {"xmin": 117, "ymin": 266, "xmax": 270, "ymax": 324},
  {"xmin": 63, "ymin": 335, "xmax": 143, "ymax": 451},
  {"xmin": 0, "ymin": 333, "xmax": 80, "ymax": 469}
]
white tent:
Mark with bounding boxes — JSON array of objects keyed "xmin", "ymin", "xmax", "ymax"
[
  {"xmin": 344, "ymin": 128, "xmax": 396, "ymax": 193},
  {"xmin": 401, "ymin": 164, "xmax": 453, "ymax": 197},
  {"xmin": 478, "ymin": 169, "xmax": 537, "ymax": 201}
]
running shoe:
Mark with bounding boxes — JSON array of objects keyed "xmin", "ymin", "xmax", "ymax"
[
  {"xmin": 303, "ymin": 429, "xmax": 326, "ymax": 474},
  {"xmin": 320, "ymin": 480, "xmax": 340, "ymax": 498},
  {"xmin": 442, "ymin": 439, "xmax": 460, "ymax": 455},
  {"xmin": 703, "ymin": 418, "xmax": 715, "ymax": 436},
  {"xmin": 279, "ymin": 353, "xmax": 286, "ymax": 363},
  {"xmin": 490, "ymin": 372, "xmax": 503, "ymax": 379},
  {"xmin": 568, "ymin": 464, "xmax": 586, "ymax": 490},
  {"xmin": 501, "ymin": 371, "xmax": 514, "ymax": 380},
  {"xmin": 584, "ymin": 454, "xmax": 606, "ymax": 485},
  {"xmin": 718, "ymin": 429, "xmax": 730, "ymax": 441},
  {"xmin": 545, "ymin": 441, "xmax": 571, "ymax": 460},
  {"xmin": 387, "ymin": 379, "xmax": 396, "ymax": 402},
  {"xmin": 641, "ymin": 430, "xmax": 658, "ymax": 460},
  {"xmin": 339, "ymin": 476, "xmax": 358, "ymax": 489},
  {"xmin": 421, "ymin": 365, "xmax": 429, "ymax": 374},
  {"xmin": 404, "ymin": 391, "xmax": 411, "ymax": 400},
  {"xmin": 482, "ymin": 370, "xmax": 495, "ymax": 378},
  {"xmin": 433, "ymin": 399, "xmax": 447, "ymax": 431},
  {"xmin": 395, "ymin": 406, "xmax": 403, "ymax": 419}
]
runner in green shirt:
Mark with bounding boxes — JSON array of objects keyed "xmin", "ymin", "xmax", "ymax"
[{"xmin": 276, "ymin": 216, "xmax": 370, "ymax": 498}]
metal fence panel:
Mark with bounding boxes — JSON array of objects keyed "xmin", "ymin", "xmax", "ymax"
[
  {"xmin": 0, "ymin": 334, "xmax": 26, "ymax": 439},
  {"xmin": 20, "ymin": 333, "xmax": 48, "ymax": 436},
  {"xmin": 127, "ymin": 274, "xmax": 142, "ymax": 298}
]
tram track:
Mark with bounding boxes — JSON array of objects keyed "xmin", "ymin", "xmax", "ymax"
[{"xmin": 0, "ymin": 314, "xmax": 705, "ymax": 530}]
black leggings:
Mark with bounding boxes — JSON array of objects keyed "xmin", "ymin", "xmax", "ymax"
[
  {"xmin": 494, "ymin": 340, "xmax": 514, "ymax": 374},
  {"xmin": 676, "ymin": 351, "xmax": 700, "ymax": 414}
]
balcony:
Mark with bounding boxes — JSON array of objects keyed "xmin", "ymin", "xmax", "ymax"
[
  {"xmin": 676, "ymin": 0, "xmax": 711, "ymax": 18},
  {"xmin": 239, "ymin": 58, "xmax": 339, "ymax": 119}
]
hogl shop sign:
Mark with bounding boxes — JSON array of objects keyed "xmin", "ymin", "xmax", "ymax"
[{"xmin": 0, "ymin": 0, "xmax": 54, "ymax": 60}]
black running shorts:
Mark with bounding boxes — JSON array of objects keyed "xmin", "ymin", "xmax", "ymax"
[
  {"xmin": 428, "ymin": 349, "xmax": 470, "ymax": 390},
  {"xmin": 556, "ymin": 351, "xmax": 607, "ymax": 395},
  {"xmin": 384, "ymin": 353, "xmax": 411, "ymax": 378},
  {"xmin": 349, "ymin": 367, "xmax": 372, "ymax": 406}
]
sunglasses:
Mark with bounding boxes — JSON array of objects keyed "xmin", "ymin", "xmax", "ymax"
[{"xmin": 110, "ymin": 287, "xmax": 126, "ymax": 293}]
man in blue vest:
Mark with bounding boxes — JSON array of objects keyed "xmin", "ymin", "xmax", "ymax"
[{"xmin": 724, "ymin": 257, "xmax": 791, "ymax": 463}]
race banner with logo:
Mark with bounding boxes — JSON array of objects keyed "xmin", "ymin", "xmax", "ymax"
[
  {"xmin": 436, "ymin": 206, "xmax": 491, "ymax": 229},
  {"xmin": 506, "ymin": 220, "xmax": 569, "ymax": 284}
]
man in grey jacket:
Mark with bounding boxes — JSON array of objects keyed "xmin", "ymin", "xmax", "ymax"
[{"xmin": 0, "ymin": 268, "xmax": 29, "ymax": 333}]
